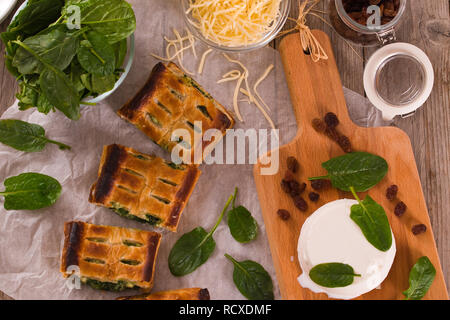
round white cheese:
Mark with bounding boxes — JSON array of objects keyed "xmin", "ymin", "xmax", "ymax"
[
  {"xmin": 297, "ymin": 199, "xmax": 396, "ymax": 300},
  {"xmin": 0, "ymin": 0, "xmax": 17, "ymax": 24}
]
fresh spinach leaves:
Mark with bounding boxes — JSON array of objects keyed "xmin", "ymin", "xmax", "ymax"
[
  {"xmin": 349, "ymin": 187, "xmax": 392, "ymax": 252},
  {"xmin": 64, "ymin": 0, "xmax": 136, "ymax": 44},
  {"xmin": 227, "ymin": 188, "xmax": 258, "ymax": 243},
  {"xmin": 309, "ymin": 152, "xmax": 388, "ymax": 192},
  {"xmin": 225, "ymin": 254, "xmax": 274, "ymax": 300},
  {"xmin": 0, "ymin": 172, "xmax": 62, "ymax": 210},
  {"xmin": 0, "ymin": 119, "xmax": 70, "ymax": 152},
  {"xmin": 1, "ymin": 0, "xmax": 136, "ymax": 120},
  {"xmin": 403, "ymin": 256, "xmax": 436, "ymax": 300},
  {"xmin": 309, "ymin": 263, "xmax": 361, "ymax": 288},
  {"xmin": 168, "ymin": 194, "xmax": 234, "ymax": 276},
  {"xmin": 77, "ymin": 31, "xmax": 116, "ymax": 76}
]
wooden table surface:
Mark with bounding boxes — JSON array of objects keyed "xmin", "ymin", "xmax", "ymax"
[{"xmin": 0, "ymin": 0, "xmax": 448, "ymax": 300}]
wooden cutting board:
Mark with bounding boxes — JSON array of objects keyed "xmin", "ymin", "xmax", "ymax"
[{"xmin": 253, "ymin": 31, "xmax": 448, "ymax": 300}]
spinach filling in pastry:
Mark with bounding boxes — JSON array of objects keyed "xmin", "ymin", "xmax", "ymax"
[
  {"xmin": 60, "ymin": 221, "xmax": 162, "ymax": 292},
  {"xmin": 89, "ymin": 144, "xmax": 201, "ymax": 232},
  {"xmin": 117, "ymin": 287, "xmax": 210, "ymax": 300},
  {"xmin": 117, "ymin": 62, "xmax": 235, "ymax": 162}
]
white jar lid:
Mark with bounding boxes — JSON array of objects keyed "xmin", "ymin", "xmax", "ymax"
[{"xmin": 363, "ymin": 43, "xmax": 434, "ymax": 121}]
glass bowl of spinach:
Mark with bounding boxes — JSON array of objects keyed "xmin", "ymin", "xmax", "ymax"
[{"xmin": 2, "ymin": 0, "xmax": 136, "ymax": 120}]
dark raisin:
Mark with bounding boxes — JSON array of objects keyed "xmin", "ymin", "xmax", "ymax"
[
  {"xmin": 394, "ymin": 201, "xmax": 407, "ymax": 217},
  {"xmin": 310, "ymin": 179, "xmax": 330, "ymax": 191},
  {"xmin": 290, "ymin": 182, "xmax": 307, "ymax": 197},
  {"xmin": 412, "ymin": 224, "xmax": 427, "ymax": 235},
  {"xmin": 293, "ymin": 195, "xmax": 308, "ymax": 212},
  {"xmin": 287, "ymin": 156, "xmax": 299, "ymax": 173},
  {"xmin": 312, "ymin": 118, "xmax": 327, "ymax": 133},
  {"xmin": 325, "ymin": 127, "xmax": 340, "ymax": 142},
  {"xmin": 277, "ymin": 209, "xmax": 290, "ymax": 221},
  {"xmin": 308, "ymin": 192, "xmax": 320, "ymax": 202},
  {"xmin": 324, "ymin": 112, "xmax": 339, "ymax": 128},
  {"xmin": 386, "ymin": 185, "xmax": 398, "ymax": 201},
  {"xmin": 337, "ymin": 135, "xmax": 352, "ymax": 153},
  {"xmin": 281, "ymin": 179, "xmax": 291, "ymax": 194},
  {"xmin": 284, "ymin": 170, "xmax": 295, "ymax": 182}
]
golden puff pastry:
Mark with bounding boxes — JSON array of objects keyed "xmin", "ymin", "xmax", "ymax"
[
  {"xmin": 60, "ymin": 221, "xmax": 161, "ymax": 291},
  {"xmin": 89, "ymin": 144, "xmax": 201, "ymax": 232},
  {"xmin": 117, "ymin": 288, "xmax": 210, "ymax": 300},
  {"xmin": 117, "ymin": 62, "xmax": 234, "ymax": 162}
]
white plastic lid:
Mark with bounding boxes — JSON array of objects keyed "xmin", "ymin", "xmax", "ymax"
[{"xmin": 363, "ymin": 43, "xmax": 434, "ymax": 121}]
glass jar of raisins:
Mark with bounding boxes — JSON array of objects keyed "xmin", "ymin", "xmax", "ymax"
[{"xmin": 329, "ymin": 0, "xmax": 406, "ymax": 47}]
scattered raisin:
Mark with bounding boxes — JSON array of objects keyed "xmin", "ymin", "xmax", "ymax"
[
  {"xmin": 386, "ymin": 185, "xmax": 398, "ymax": 201},
  {"xmin": 281, "ymin": 179, "xmax": 291, "ymax": 194},
  {"xmin": 412, "ymin": 224, "xmax": 427, "ymax": 235},
  {"xmin": 310, "ymin": 179, "xmax": 330, "ymax": 191},
  {"xmin": 284, "ymin": 170, "xmax": 295, "ymax": 182},
  {"xmin": 289, "ymin": 181, "xmax": 306, "ymax": 197},
  {"xmin": 293, "ymin": 195, "xmax": 308, "ymax": 212},
  {"xmin": 324, "ymin": 112, "xmax": 339, "ymax": 128},
  {"xmin": 312, "ymin": 118, "xmax": 327, "ymax": 133},
  {"xmin": 287, "ymin": 156, "xmax": 299, "ymax": 173},
  {"xmin": 325, "ymin": 127, "xmax": 340, "ymax": 142},
  {"xmin": 337, "ymin": 135, "xmax": 352, "ymax": 153},
  {"xmin": 308, "ymin": 192, "xmax": 320, "ymax": 202},
  {"xmin": 277, "ymin": 209, "xmax": 290, "ymax": 221},
  {"xmin": 394, "ymin": 201, "xmax": 407, "ymax": 217}
]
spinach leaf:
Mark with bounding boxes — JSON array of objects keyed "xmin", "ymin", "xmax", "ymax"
[
  {"xmin": 168, "ymin": 194, "xmax": 234, "ymax": 276},
  {"xmin": 6, "ymin": 0, "xmax": 64, "ymax": 36},
  {"xmin": 16, "ymin": 76, "xmax": 40, "ymax": 111},
  {"xmin": 403, "ymin": 256, "xmax": 436, "ymax": 300},
  {"xmin": 227, "ymin": 188, "xmax": 258, "ymax": 243},
  {"xmin": 309, "ymin": 152, "xmax": 388, "ymax": 192},
  {"xmin": 0, "ymin": 119, "xmax": 70, "ymax": 152},
  {"xmin": 309, "ymin": 263, "xmax": 361, "ymax": 288},
  {"xmin": 39, "ymin": 67, "xmax": 80, "ymax": 120},
  {"xmin": 36, "ymin": 92, "xmax": 54, "ymax": 114},
  {"xmin": 77, "ymin": 31, "xmax": 116, "ymax": 76},
  {"xmin": 349, "ymin": 187, "xmax": 392, "ymax": 252},
  {"xmin": 12, "ymin": 26, "xmax": 81, "ymax": 75},
  {"xmin": 81, "ymin": 73, "xmax": 116, "ymax": 94},
  {"xmin": 68, "ymin": 61, "xmax": 86, "ymax": 94},
  {"xmin": 113, "ymin": 38, "xmax": 127, "ymax": 68},
  {"xmin": 225, "ymin": 254, "xmax": 274, "ymax": 300},
  {"xmin": 0, "ymin": 172, "xmax": 62, "ymax": 210},
  {"xmin": 65, "ymin": 0, "xmax": 136, "ymax": 44}
]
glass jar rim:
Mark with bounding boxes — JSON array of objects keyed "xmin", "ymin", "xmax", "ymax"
[{"xmin": 335, "ymin": 0, "xmax": 406, "ymax": 35}]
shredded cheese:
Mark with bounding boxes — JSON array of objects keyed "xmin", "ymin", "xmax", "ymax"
[
  {"xmin": 197, "ymin": 48, "xmax": 213, "ymax": 74},
  {"xmin": 151, "ymin": 28, "xmax": 197, "ymax": 74},
  {"xmin": 186, "ymin": 0, "xmax": 282, "ymax": 47},
  {"xmin": 253, "ymin": 64, "xmax": 274, "ymax": 111},
  {"xmin": 219, "ymin": 53, "xmax": 276, "ymax": 129}
]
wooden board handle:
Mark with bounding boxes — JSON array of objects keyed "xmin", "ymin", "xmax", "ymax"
[{"xmin": 279, "ymin": 31, "xmax": 355, "ymax": 130}]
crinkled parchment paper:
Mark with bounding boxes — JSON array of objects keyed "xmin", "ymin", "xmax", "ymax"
[{"xmin": 0, "ymin": 0, "xmax": 387, "ymax": 300}]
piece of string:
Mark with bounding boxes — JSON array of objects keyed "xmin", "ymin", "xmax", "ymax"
[{"xmin": 278, "ymin": 0, "xmax": 363, "ymax": 62}]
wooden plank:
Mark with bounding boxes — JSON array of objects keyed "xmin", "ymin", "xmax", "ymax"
[{"xmin": 254, "ymin": 30, "xmax": 448, "ymax": 300}]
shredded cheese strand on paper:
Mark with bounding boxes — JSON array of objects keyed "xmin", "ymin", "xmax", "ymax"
[
  {"xmin": 186, "ymin": 0, "xmax": 282, "ymax": 47},
  {"xmin": 151, "ymin": 28, "xmax": 197, "ymax": 74},
  {"xmin": 253, "ymin": 64, "xmax": 274, "ymax": 111},
  {"xmin": 197, "ymin": 48, "xmax": 213, "ymax": 74}
]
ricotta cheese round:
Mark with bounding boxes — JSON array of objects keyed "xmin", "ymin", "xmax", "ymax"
[{"xmin": 297, "ymin": 199, "xmax": 396, "ymax": 300}]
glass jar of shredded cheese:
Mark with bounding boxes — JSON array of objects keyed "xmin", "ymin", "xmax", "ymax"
[{"xmin": 181, "ymin": 0, "xmax": 291, "ymax": 52}]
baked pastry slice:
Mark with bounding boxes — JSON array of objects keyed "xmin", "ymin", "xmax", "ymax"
[
  {"xmin": 60, "ymin": 221, "xmax": 161, "ymax": 291},
  {"xmin": 117, "ymin": 62, "xmax": 234, "ymax": 162},
  {"xmin": 117, "ymin": 288, "xmax": 210, "ymax": 300},
  {"xmin": 89, "ymin": 144, "xmax": 201, "ymax": 232}
]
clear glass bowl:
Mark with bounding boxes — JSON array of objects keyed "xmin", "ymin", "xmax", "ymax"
[
  {"xmin": 181, "ymin": 0, "xmax": 291, "ymax": 52},
  {"xmin": 11, "ymin": 0, "xmax": 135, "ymax": 103}
]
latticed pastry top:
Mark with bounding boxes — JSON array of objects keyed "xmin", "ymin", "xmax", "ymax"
[
  {"xmin": 117, "ymin": 62, "xmax": 235, "ymax": 162},
  {"xmin": 60, "ymin": 221, "xmax": 162, "ymax": 291},
  {"xmin": 88, "ymin": 144, "xmax": 201, "ymax": 232}
]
